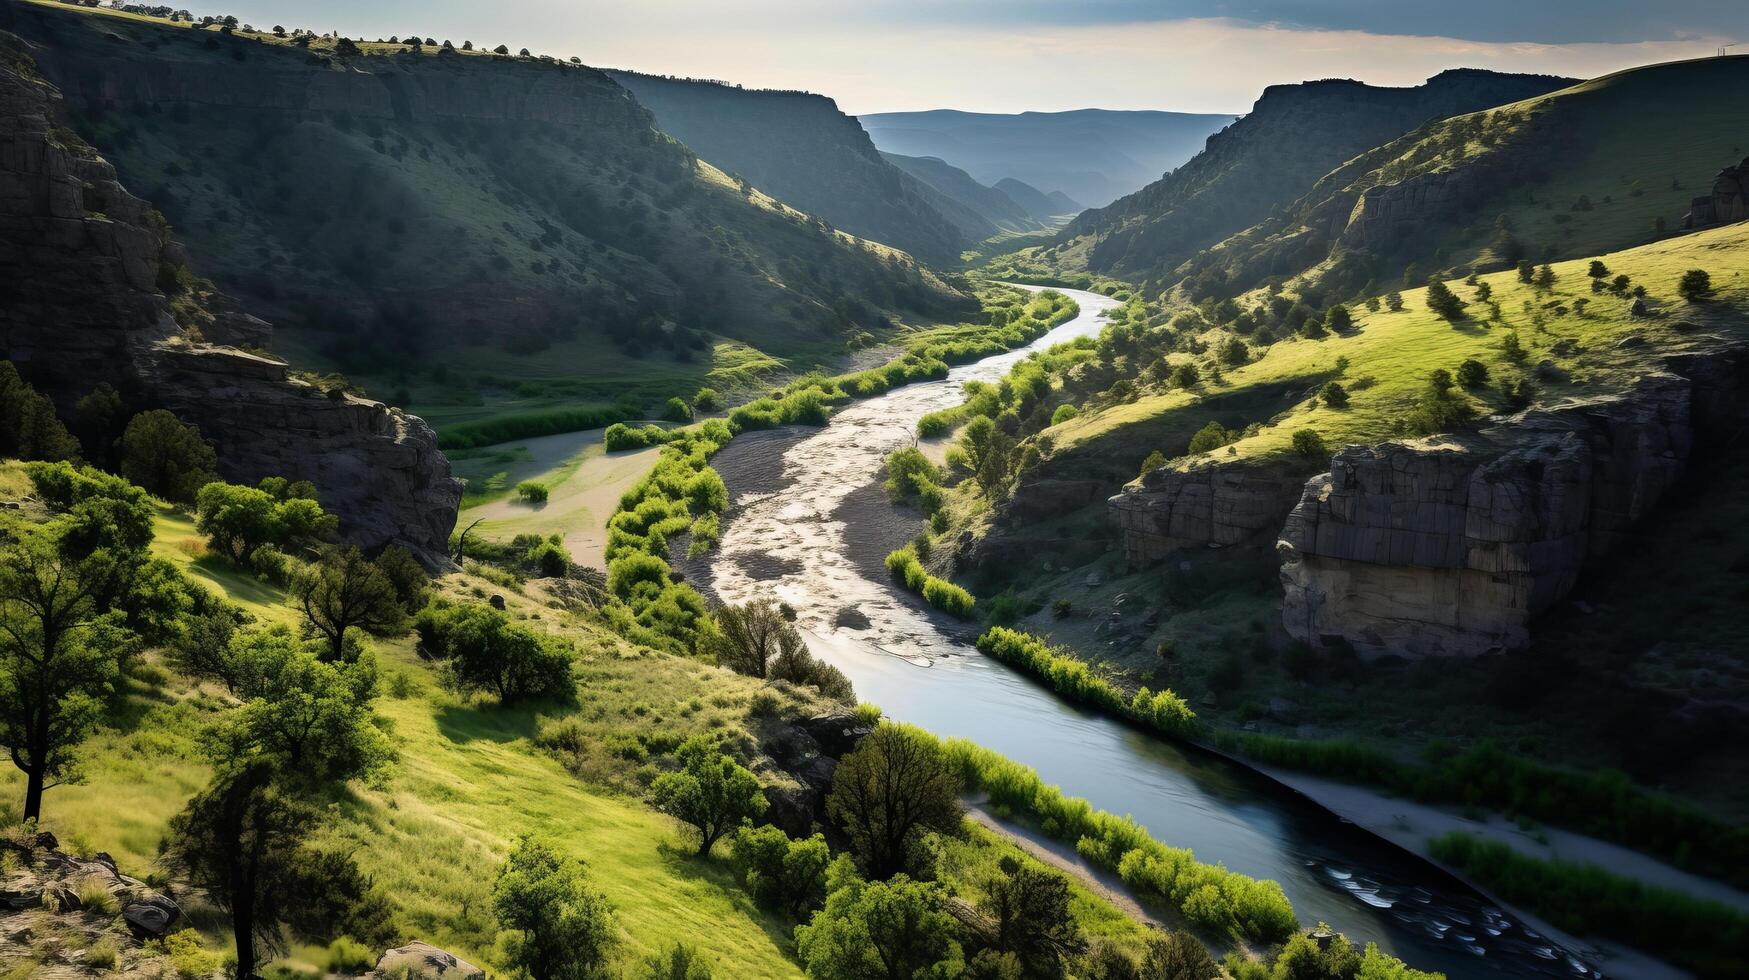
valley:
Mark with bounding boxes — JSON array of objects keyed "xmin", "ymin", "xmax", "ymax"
[{"xmin": 0, "ymin": 2, "xmax": 1745, "ymax": 979}]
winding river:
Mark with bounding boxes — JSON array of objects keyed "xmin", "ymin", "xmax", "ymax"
[{"xmin": 701, "ymin": 287, "xmax": 1595, "ymax": 979}]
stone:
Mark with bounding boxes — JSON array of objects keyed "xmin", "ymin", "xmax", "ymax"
[
  {"xmin": 122, "ymin": 895, "xmax": 180, "ymax": 940},
  {"xmin": 1681, "ymin": 155, "xmax": 1749, "ymax": 228},
  {"xmin": 370, "ymin": 942, "xmax": 485, "ymax": 980},
  {"xmin": 1280, "ymin": 354, "xmax": 1745, "ymax": 656},
  {"xmin": 1109, "ymin": 457, "xmax": 1306, "ymax": 565},
  {"xmin": 796, "ymin": 712, "xmax": 872, "ymax": 758},
  {"xmin": 488, "ymin": 594, "xmax": 507, "ymax": 611}
]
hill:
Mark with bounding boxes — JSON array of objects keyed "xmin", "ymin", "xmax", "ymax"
[
  {"xmin": 1170, "ymin": 55, "xmax": 1749, "ymax": 304},
  {"xmin": 880, "ymin": 152, "xmax": 1046, "ymax": 239},
  {"xmin": 994, "ymin": 177, "xmax": 1078, "ymax": 222},
  {"xmin": 0, "ymin": 2, "xmax": 970, "ymax": 433},
  {"xmin": 1052, "ymin": 70, "xmax": 1575, "ymax": 288},
  {"xmin": 607, "ymin": 70, "xmax": 971, "ymax": 263},
  {"xmin": 859, "ymin": 108, "xmax": 1232, "ymax": 208}
]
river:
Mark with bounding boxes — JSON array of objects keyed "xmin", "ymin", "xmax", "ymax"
[{"xmin": 698, "ymin": 286, "xmax": 1597, "ymax": 979}]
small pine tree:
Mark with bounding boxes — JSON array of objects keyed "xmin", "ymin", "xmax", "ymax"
[
  {"xmin": 1319, "ymin": 381, "xmax": 1349, "ymax": 409},
  {"xmin": 1516, "ymin": 260, "xmax": 1535, "ymax": 284},
  {"xmin": 1678, "ymin": 269, "xmax": 1714, "ymax": 301},
  {"xmin": 1533, "ymin": 265, "xmax": 1557, "ymax": 289},
  {"xmin": 1385, "ymin": 291, "xmax": 1404, "ymax": 312},
  {"xmin": 1456, "ymin": 359, "xmax": 1490, "ymax": 389},
  {"xmin": 1425, "ymin": 278, "xmax": 1466, "ymax": 321},
  {"xmin": 1587, "ymin": 260, "xmax": 1609, "ymax": 279}
]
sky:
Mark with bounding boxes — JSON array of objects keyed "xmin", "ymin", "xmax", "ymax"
[{"xmin": 211, "ymin": 0, "xmax": 1741, "ymax": 114}]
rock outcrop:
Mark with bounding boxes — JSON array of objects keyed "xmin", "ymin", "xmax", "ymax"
[
  {"xmin": 1109, "ymin": 457, "xmax": 1307, "ymax": 565},
  {"xmin": 0, "ymin": 33, "xmax": 460, "ymax": 566},
  {"xmin": 1682, "ymin": 155, "xmax": 1749, "ymax": 228},
  {"xmin": 0, "ymin": 831, "xmax": 182, "ymax": 970},
  {"xmin": 370, "ymin": 942, "xmax": 485, "ymax": 980},
  {"xmin": 1278, "ymin": 354, "xmax": 1745, "ymax": 656}
]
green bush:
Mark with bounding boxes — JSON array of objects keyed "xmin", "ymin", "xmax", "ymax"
[
  {"xmin": 515, "ymin": 481, "xmax": 549, "ymax": 504},
  {"xmin": 885, "ymin": 547, "xmax": 974, "ymax": 617},
  {"xmin": 1050, "ymin": 404, "xmax": 1079, "ymax": 425},
  {"xmin": 323, "ymin": 937, "xmax": 375, "ymax": 975}
]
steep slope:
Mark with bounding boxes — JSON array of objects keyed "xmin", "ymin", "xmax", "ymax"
[
  {"xmin": 606, "ymin": 70, "xmax": 969, "ymax": 263},
  {"xmin": 859, "ymin": 108, "xmax": 1231, "ymax": 208},
  {"xmin": 0, "ymin": 3, "xmax": 969, "ymax": 428},
  {"xmin": 1174, "ymin": 55, "xmax": 1749, "ymax": 302},
  {"xmin": 994, "ymin": 177, "xmax": 1078, "ymax": 221},
  {"xmin": 1057, "ymin": 70, "xmax": 1574, "ymax": 286},
  {"xmin": 0, "ymin": 29, "xmax": 459, "ymax": 563},
  {"xmin": 880, "ymin": 152, "xmax": 1044, "ymax": 239}
]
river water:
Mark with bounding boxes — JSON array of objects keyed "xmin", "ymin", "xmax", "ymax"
[{"xmin": 702, "ymin": 287, "xmax": 1596, "ymax": 979}]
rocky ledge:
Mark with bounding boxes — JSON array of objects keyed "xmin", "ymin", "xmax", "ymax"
[
  {"xmin": 1278, "ymin": 350, "xmax": 1745, "ymax": 656},
  {"xmin": 1109, "ymin": 457, "xmax": 1308, "ymax": 566},
  {"xmin": 1683, "ymin": 155, "xmax": 1749, "ymax": 229}
]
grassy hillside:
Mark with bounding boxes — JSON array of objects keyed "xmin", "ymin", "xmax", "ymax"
[
  {"xmin": 1173, "ymin": 55, "xmax": 1749, "ymax": 305},
  {"xmin": 606, "ymin": 70, "xmax": 970, "ymax": 263},
  {"xmin": 2, "ymin": 1, "xmax": 970, "ymax": 430},
  {"xmin": 1048, "ymin": 70, "xmax": 1573, "ymax": 287}
]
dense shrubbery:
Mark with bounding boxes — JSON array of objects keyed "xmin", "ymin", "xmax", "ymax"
[
  {"xmin": 884, "ymin": 546, "xmax": 974, "ymax": 617},
  {"xmin": 976, "ymin": 628, "xmax": 1196, "ymax": 739},
  {"xmin": 194, "ymin": 478, "xmax": 337, "ymax": 565},
  {"xmin": 941, "ymin": 736, "xmax": 1296, "ymax": 944},
  {"xmin": 1430, "ymin": 834, "xmax": 1747, "ymax": 977},
  {"xmin": 881, "ymin": 446, "xmax": 944, "ymax": 514},
  {"xmin": 415, "ymin": 600, "xmax": 575, "ymax": 704},
  {"xmin": 1217, "ymin": 732, "xmax": 1749, "ymax": 889},
  {"xmin": 604, "ymin": 421, "xmax": 678, "ymax": 451}
]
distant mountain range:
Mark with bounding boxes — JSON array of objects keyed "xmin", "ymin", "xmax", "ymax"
[{"xmin": 858, "ymin": 108, "xmax": 1234, "ymax": 208}]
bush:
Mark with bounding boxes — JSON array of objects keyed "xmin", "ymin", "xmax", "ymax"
[
  {"xmin": 977, "ymin": 628, "xmax": 1197, "ymax": 739},
  {"xmin": 1456, "ymin": 358, "xmax": 1490, "ymax": 389},
  {"xmin": 1424, "ymin": 278, "xmax": 1466, "ymax": 321},
  {"xmin": 1679, "ymin": 268, "xmax": 1714, "ymax": 301},
  {"xmin": 85, "ymin": 939, "xmax": 119, "ymax": 971},
  {"xmin": 493, "ymin": 837, "xmax": 616, "ymax": 980},
  {"xmin": 515, "ymin": 481, "xmax": 549, "ymax": 504},
  {"xmin": 119, "ymin": 410, "xmax": 217, "ymax": 503},
  {"xmin": 524, "ymin": 536, "xmax": 570, "ymax": 578},
  {"xmin": 1050, "ymin": 404, "xmax": 1079, "ymax": 425},
  {"xmin": 416, "ymin": 602, "xmax": 574, "ymax": 704},
  {"xmin": 323, "ymin": 937, "xmax": 375, "ymax": 975},
  {"xmin": 663, "ymin": 397, "xmax": 693, "ymax": 423},
  {"xmin": 1290, "ymin": 429, "xmax": 1328, "ymax": 465},
  {"xmin": 692, "ymin": 387, "xmax": 721, "ymax": 411},
  {"xmin": 731, "ymin": 824, "xmax": 831, "ymax": 918},
  {"xmin": 885, "ymin": 546, "xmax": 974, "ymax": 617},
  {"xmin": 1187, "ymin": 421, "xmax": 1231, "ymax": 455},
  {"xmin": 1318, "ymin": 381, "xmax": 1348, "ymax": 409}
]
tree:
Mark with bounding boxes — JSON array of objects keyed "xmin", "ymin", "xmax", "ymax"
[
  {"xmin": 1533, "ymin": 264, "xmax": 1557, "ymax": 290},
  {"xmin": 0, "ymin": 537, "xmax": 126, "ymax": 821},
  {"xmin": 1136, "ymin": 930, "xmax": 1218, "ymax": 979},
  {"xmin": 703, "ymin": 599, "xmax": 799, "ymax": 678},
  {"xmin": 960, "ymin": 416, "xmax": 1014, "ymax": 499},
  {"xmin": 294, "ymin": 547, "xmax": 408, "ymax": 661},
  {"xmin": 827, "ymin": 724, "xmax": 961, "ymax": 878},
  {"xmin": 492, "ymin": 43, "xmax": 509, "ymax": 54},
  {"xmin": 1678, "ymin": 269, "xmax": 1714, "ymax": 301},
  {"xmin": 1319, "ymin": 381, "xmax": 1349, "ymax": 409},
  {"xmin": 167, "ymin": 599, "xmax": 245, "ymax": 693},
  {"xmin": 664, "ymin": 397, "xmax": 693, "ymax": 423},
  {"xmin": 1516, "ymin": 260, "xmax": 1535, "ymax": 284},
  {"xmin": 73, "ymin": 383, "xmax": 126, "ymax": 470},
  {"xmin": 1169, "ymin": 362, "xmax": 1200, "ymax": 388},
  {"xmin": 372, "ymin": 545, "xmax": 430, "ymax": 613},
  {"xmin": 794, "ymin": 859, "xmax": 964, "ymax": 979},
  {"xmin": 1424, "ymin": 278, "xmax": 1466, "ymax": 321},
  {"xmin": 196, "ymin": 481, "xmax": 313, "ymax": 563},
  {"xmin": 119, "ymin": 410, "xmax": 218, "ymax": 503},
  {"xmin": 1383, "ymin": 291, "xmax": 1404, "ymax": 313},
  {"xmin": 1323, "ymin": 304, "xmax": 1353, "ymax": 333},
  {"xmin": 1457, "ymin": 359, "xmax": 1490, "ymax": 389},
  {"xmin": 212, "ymin": 626, "xmax": 394, "ymax": 779},
  {"xmin": 1138, "ymin": 450, "xmax": 1167, "ymax": 478},
  {"xmin": 1588, "ymin": 260, "xmax": 1610, "ymax": 280},
  {"xmin": 0, "ymin": 362, "xmax": 79, "ymax": 463},
  {"xmin": 414, "ymin": 602, "xmax": 574, "ymax": 704},
  {"xmin": 1219, "ymin": 338, "xmax": 1249, "ymax": 366},
  {"xmin": 1187, "ymin": 422, "xmax": 1230, "ymax": 455},
  {"xmin": 731, "ymin": 825, "xmax": 831, "ymax": 918},
  {"xmin": 692, "ymin": 387, "xmax": 721, "ymax": 411},
  {"xmin": 493, "ymin": 836, "xmax": 617, "ymax": 980},
  {"xmin": 980, "ymin": 856, "xmax": 1086, "ymax": 971},
  {"xmin": 650, "ymin": 735, "xmax": 765, "ymax": 856}
]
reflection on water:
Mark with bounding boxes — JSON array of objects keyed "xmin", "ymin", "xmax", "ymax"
[{"xmin": 705, "ymin": 287, "xmax": 1594, "ymax": 979}]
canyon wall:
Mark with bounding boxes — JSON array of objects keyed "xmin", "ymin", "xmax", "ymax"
[
  {"xmin": 1109, "ymin": 457, "xmax": 1306, "ymax": 565},
  {"xmin": 0, "ymin": 33, "xmax": 460, "ymax": 566}
]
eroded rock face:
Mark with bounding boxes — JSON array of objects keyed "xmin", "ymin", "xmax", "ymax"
[
  {"xmin": 1109, "ymin": 457, "xmax": 1307, "ymax": 565},
  {"xmin": 0, "ymin": 34, "xmax": 459, "ymax": 566},
  {"xmin": 1278, "ymin": 366, "xmax": 1732, "ymax": 656},
  {"xmin": 1682, "ymin": 155, "xmax": 1749, "ymax": 229},
  {"xmin": 370, "ymin": 942, "xmax": 485, "ymax": 980}
]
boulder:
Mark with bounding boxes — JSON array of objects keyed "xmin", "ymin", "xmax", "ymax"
[
  {"xmin": 122, "ymin": 894, "xmax": 181, "ymax": 939},
  {"xmin": 1681, "ymin": 155, "xmax": 1749, "ymax": 228},
  {"xmin": 370, "ymin": 942, "xmax": 485, "ymax": 980},
  {"xmin": 795, "ymin": 712, "xmax": 872, "ymax": 758}
]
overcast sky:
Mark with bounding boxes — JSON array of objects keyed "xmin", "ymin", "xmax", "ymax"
[{"xmin": 212, "ymin": 0, "xmax": 1739, "ymax": 114}]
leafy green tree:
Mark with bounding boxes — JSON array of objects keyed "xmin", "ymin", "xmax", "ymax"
[
  {"xmin": 1291, "ymin": 430, "xmax": 1329, "ymax": 465},
  {"xmin": 1319, "ymin": 381, "xmax": 1349, "ymax": 409},
  {"xmin": 1219, "ymin": 338, "xmax": 1250, "ymax": 366},
  {"xmin": 1678, "ymin": 269, "xmax": 1714, "ymax": 301},
  {"xmin": 0, "ymin": 537, "xmax": 127, "ymax": 821},
  {"xmin": 827, "ymin": 724, "xmax": 961, "ymax": 879},
  {"xmin": 73, "ymin": 383, "xmax": 126, "ymax": 470},
  {"xmin": 650, "ymin": 735, "xmax": 765, "ymax": 856},
  {"xmin": 1050, "ymin": 404, "xmax": 1079, "ymax": 425},
  {"xmin": 731, "ymin": 824, "xmax": 831, "ymax": 918},
  {"xmin": 413, "ymin": 602, "xmax": 574, "ymax": 704},
  {"xmin": 1138, "ymin": 930, "xmax": 1218, "ymax": 979},
  {"xmin": 1187, "ymin": 422, "xmax": 1230, "ymax": 455},
  {"xmin": 703, "ymin": 598, "xmax": 799, "ymax": 678},
  {"xmin": 980, "ymin": 856, "xmax": 1086, "ymax": 972},
  {"xmin": 1138, "ymin": 450, "xmax": 1167, "ymax": 478},
  {"xmin": 1384, "ymin": 291, "xmax": 1404, "ymax": 312},
  {"xmin": 294, "ymin": 547, "xmax": 409, "ymax": 661},
  {"xmin": 492, "ymin": 836, "xmax": 617, "ymax": 980},
  {"xmin": 960, "ymin": 416, "xmax": 1015, "ymax": 499},
  {"xmin": 119, "ymin": 410, "xmax": 218, "ymax": 503},
  {"xmin": 167, "ymin": 599, "xmax": 246, "ymax": 693},
  {"xmin": 1323, "ymin": 305, "xmax": 1353, "ymax": 333},
  {"xmin": 195, "ymin": 482, "xmax": 282, "ymax": 562},
  {"xmin": 372, "ymin": 545, "xmax": 430, "ymax": 613},
  {"xmin": 795, "ymin": 858, "xmax": 964, "ymax": 979},
  {"xmin": 1169, "ymin": 362, "xmax": 1201, "ymax": 388},
  {"xmin": 0, "ymin": 362, "xmax": 79, "ymax": 463}
]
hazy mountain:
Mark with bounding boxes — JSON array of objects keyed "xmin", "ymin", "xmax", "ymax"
[
  {"xmin": 858, "ymin": 108, "xmax": 1234, "ymax": 208},
  {"xmin": 994, "ymin": 178, "xmax": 1079, "ymax": 221},
  {"xmin": 880, "ymin": 152, "xmax": 1045, "ymax": 239},
  {"xmin": 608, "ymin": 70, "xmax": 969, "ymax": 262}
]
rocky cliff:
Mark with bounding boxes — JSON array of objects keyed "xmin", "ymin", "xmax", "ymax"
[
  {"xmin": 1683, "ymin": 155, "xmax": 1749, "ymax": 228},
  {"xmin": 1110, "ymin": 457, "xmax": 1308, "ymax": 565},
  {"xmin": 1278, "ymin": 350, "xmax": 1746, "ymax": 656},
  {"xmin": 0, "ymin": 32, "xmax": 460, "ymax": 565}
]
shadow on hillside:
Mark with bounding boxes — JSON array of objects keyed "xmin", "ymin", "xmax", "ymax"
[{"xmin": 434, "ymin": 701, "xmax": 545, "ymax": 744}]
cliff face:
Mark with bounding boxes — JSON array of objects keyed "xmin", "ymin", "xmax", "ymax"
[
  {"xmin": 1062, "ymin": 70, "xmax": 1573, "ymax": 283},
  {"xmin": 1683, "ymin": 155, "xmax": 1749, "ymax": 228},
  {"xmin": 1109, "ymin": 458, "xmax": 1307, "ymax": 565},
  {"xmin": 0, "ymin": 33, "xmax": 460, "ymax": 566},
  {"xmin": 1277, "ymin": 352, "xmax": 1744, "ymax": 656}
]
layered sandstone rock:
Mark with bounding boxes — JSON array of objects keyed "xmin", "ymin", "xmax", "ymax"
[
  {"xmin": 1109, "ymin": 457, "xmax": 1306, "ymax": 565},
  {"xmin": 0, "ymin": 34, "xmax": 459, "ymax": 565},
  {"xmin": 1682, "ymin": 156, "xmax": 1749, "ymax": 229},
  {"xmin": 1277, "ymin": 364, "xmax": 1736, "ymax": 656}
]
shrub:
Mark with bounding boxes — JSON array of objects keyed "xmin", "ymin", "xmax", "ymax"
[
  {"xmin": 1050, "ymin": 404, "xmax": 1079, "ymax": 425},
  {"xmin": 493, "ymin": 837, "xmax": 616, "ymax": 979},
  {"xmin": 323, "ymin": 937, "xmax": 375, "ymax": 975},
  {"xmin": 1319, "ymin": 381, "xmax": 1348, "ymax": 409},
  {"xmin": 1290, "ymin": 429, "xmax": 1328, "ymax": 465},
  {"xmin": 1170, "ymin": 362, "xmax": 1200, "ymax": 389},
  {"xmin": 1456, "ymin": 358, "xmax": 1490, "ymax": 389},
  {"xmin": 524, "ymin": 537, "xmax": 570, "ymax": 578},
  {"xmin": 74, "ymin": 877, "xmax": 121, "ymax": 915},
  {"xmin": 1384, "ymin": 290, "xmax": 1404, "ymax": 312},
  {"xmin": 1187, "ymin": 421, "xmax": 1231, "ymax": 455},
  {"xmin": 85, "ymin": 939, "xmax": 119, "ymax": 971},
  {"xmin": 416, "ymin": 602, "xmax": 574, "ymax": 704},
  {"xmin": 692, "ymin": 387, "xmax": 720, "ymax": 411},
  {"xmin": 119, "ymin": 410, "xmax": 217, "ymax": 503},
  {"xmin": 1052, "ymin": 598, "xmax": 1072, "ymax": 619},
  {"xmin": 882, "ymin": 447, "xmax": 942, "ymax": 509},
  {"xmin": 515, "ymin": 481, "xmax": 549, "ymax": 504},
  {"xmin": 1425, "ymin": 278, "xmax": 1466, "ymax": 321},
  {"xmin": 1138, "ymin": 450, "xmax": 1167, "ymax": 478},
  {"xmin": 1323, "ymin": 304, "xmax": 1353, "ymax": 333},
  {"xmin": 977, "ymin": 627, "xmax": 1196, "ymax": 739},
  {"xmin": 885, "ymin": 547, "xmax": 974, "ymax": 617},
  {"xmin": 731, "ymin": 824, "xmax": 831, "ymax": 918},
  {"xmin": 1679, "ymin": 268, "xmax": 1714, "ymax": 301},
  {"xmin": 663, "ymin": 397, "xmax": 693, "ymax": 423}
]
